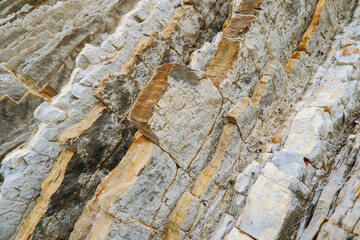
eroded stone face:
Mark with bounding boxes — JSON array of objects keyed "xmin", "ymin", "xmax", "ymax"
[
  {"xmin": 3, "ymin": 0, "xmax": 360, "ymax": 239},
  {"xmin": 130, "ymin": 63, "xmax": 222, "ymax": 169},
  {"xmin": 237, "ymin": 174, "xmax": 300, "ymax": 239},
  {"xmin": 227, "ymin": 97, "xmax": 258, "ymax": 140}
]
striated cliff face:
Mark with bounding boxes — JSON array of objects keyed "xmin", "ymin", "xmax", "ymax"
[{"xmin": 0, "ymin": 0, "xmax": 360, "ymax": 239}]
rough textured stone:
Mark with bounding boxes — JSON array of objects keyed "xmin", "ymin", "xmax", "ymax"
[
  {"xmin": 192, "ymin": 123, "xmax": 242, "ymax": 198},
  {"xmin": 237, "ymin": 175, "xmax": 300, "ymax": 240},
  {"xmin": 2, "ymin": 0, "xmax": 360, "ymax": 239},
  {"xmin": 70, "ymin": 135, "xmax": 176, "ymax": 239},
  {"xmin": 130, "ymin": 63, "xmax": 222, "ymax": 169},
  {"xmin": 227, "ymin": 97, "xmax": 258, "ymax": 140}
]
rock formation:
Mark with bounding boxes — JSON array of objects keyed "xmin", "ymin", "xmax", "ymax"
[{"xmin": 0, "ymin": 0, "xmax": 359, "ymax": 239}]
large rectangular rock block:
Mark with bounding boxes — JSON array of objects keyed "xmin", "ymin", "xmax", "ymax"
[
  {"xmin": 130, "ymin": 63, "xmax": 222, "ymax": 169},
  {"xmin": 237, "ymin": 175, "xmax": 300, "ymax": 240}
]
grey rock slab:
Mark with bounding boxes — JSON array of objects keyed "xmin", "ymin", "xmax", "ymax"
[
  {"xmin": 130, "ymin": 63, "xmax": 222, "ymax": 169},
  {"xmin": 108, "ymin": 144, "xmax": 177, "ymax": 226}
]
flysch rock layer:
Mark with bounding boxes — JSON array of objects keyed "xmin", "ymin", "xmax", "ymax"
[
  {"xmin": 1, "ymin": 0, "xmax": 360, "ymax": 239},
  {"xmin": 0, "ymin": 0, "xmax": 230, "ymax": 239},
  {"xmin": 0, "ymin": 0, "xmax": 142, "ymax": 163},
  {"xmin": 71, "ymin": 0, "xmax": 358, "ymax": 239}
]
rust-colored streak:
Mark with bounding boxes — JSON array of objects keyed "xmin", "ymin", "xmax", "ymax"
[
  {"xmin": 284, "ymin": 59, "xmax": 298, "ymax": 75},
  {"xmin": 271, "ymin": 109, "xmax": 297, "ymax": 144},
  {"xmin": 223, "ymin": 15, "xmax": 256, "ymax": 38},
  {"xmin": 121, "ymin": 31, "xmax": 160, "ymax": 75},
  {"xmin": 15, "ymin": 149, "xmax": 74, "ymax": 240},
  {"xmin": 39, "ymin": 84, "xmax": 57, "ymax": 99},
  {"xmin": 129, "ymin": 64, "xmax": 174, "ymax": 138},
  {"xmin": 343, "ymin": 47, "xmax": 360, "ymax": 56},
  {"xmin": 163, "ymin": 192, "xmax": 195, "ymax": 240},
  {"xmin": 206, "ymin": 39, "xmax": 241, "ymax": 87},
  {"xmin": 298, "ymin": 0, "xmax": 328, "ymax": 51},
  {"xmin": 59, "ymin": 104, "xmax": 106, "ymax": 145}
]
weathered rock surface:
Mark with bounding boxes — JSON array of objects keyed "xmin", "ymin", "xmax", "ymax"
[
  {"xmin": 1, "ymin": 0, "xmax": 360, "ymax": 239},
  {"xmin": 130, "ymin": 63, "xmax": 222, "ymax": 169}
]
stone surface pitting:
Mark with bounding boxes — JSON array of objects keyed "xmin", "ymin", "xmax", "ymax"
[
  {"xmin": 1, "ymin": 0, "xmax": 360, "ymax": 239},
  {"xmin": 0, "ymin": 0, "xmax": 230, "ymax": 239}
]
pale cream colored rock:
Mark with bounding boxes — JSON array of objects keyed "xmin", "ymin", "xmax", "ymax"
[
  {"xmin": 263, "ymin": 162, "xmax": 310, "ymax": 200},
  {"xmin": 34, "ymin": 102, "xmax": 66, "ymax": 123},
  {"xmin": 326, "ymin": 65, "xmax": 354, "ymax": 82},
  {"xmin": 237, "ymin": 175, "xmax": 300, "ymax": 240},
  {"xmin": 309, "ymin": 76, "xmax": 346, "ymax": 129},
  {"xmin": 224, "ymin": 227, "xmax": 253, "ymax": 240},
  {"xmin": 235, "ymin": 173, "xmax": 251, "ymax": 195},
  {"xmin": 283, "ymin": 108, "xmax": 328, "ymax": 168},
  {"xmin": 210, "ymin": 214, "xmax": 235, "ymax": 240}
]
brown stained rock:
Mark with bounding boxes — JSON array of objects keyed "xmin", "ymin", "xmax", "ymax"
[
  {"xmin": 163, "ymin": 6, "xmax": 192, "ymax": 40},
  {"xmin": 237, "ymin": 0, "xmax": 263, "ymax": 14},
  {"xmin": 163, "ymin": 192, "xmax": 200, "ymax": 240},
  {"xmin": 227, "ymin": 97, "xmax": 258, "ymax": 140},
  {"xmin": 192, "ymin": 124, "xmax": 241, "ymax": 198},
  {"xmin": 285, "ymin": 59, "xmax": 299, "ymax": 75},
  {"xmin": 343, "ymin": 45, "xmax": 360, "ymax": 56},
  {"xmin": 15, "ymin": 149, "xmax": 75, "ymax": 240},
  {"xmin": 70, "ymin": 135, "xmax": 154, "ymax": 240},
  {"xmin": 249, "ymin": 60, "xmax": 287, "ymax": 122},
  {"xmin": 129, "ymin": 64, "xmax": 175, "ymax": 142},
  {"xmin": 206, "ymin": 38, "xmax": 241, "ymax": 87},
  {"xmin": 298, "ymin": 0, "xmax": 328, "ymax": 52},
  {"xmin": 223, "ymin": 15, "xmax": 255, "ymax": 38},
  {"xmin": 272, "ymin": 109, "xmax": 297, "ymax": 144},
  {"xmin": 59, "ymin": 104, "xmax": 127, "ymax": 162},
  {"xmin": 130, "ymin": 63, "xmax": 222, "ymax": 169},
  {"xmin": 59, "ymin": 104, "xmax": 106, "ymax": 145},
  {"xmin": 121, "ymin": 31, "xmax": 167, "ymax": 76},
  {"xmin": 95, "ymin": 32, "xmax": 170, "ymax": 116}
]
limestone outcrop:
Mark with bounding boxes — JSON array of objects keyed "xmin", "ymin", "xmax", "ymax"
[{"xmin": 1, "ymin": 0, "xmax": 360, "ymax": 239}]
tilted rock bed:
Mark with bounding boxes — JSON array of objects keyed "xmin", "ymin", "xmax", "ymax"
[
  {"xmin": 0, "ymin": 0, "xmax": 142, "ymax": 170},
  {"xmin": 0, "ymin": 0, "xmax": 360, "ymax": 239}
]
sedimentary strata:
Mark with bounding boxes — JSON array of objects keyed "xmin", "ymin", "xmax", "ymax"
[{"xmin": 0, "ymin": 0, "xmax": 360, "ymax": 239}]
